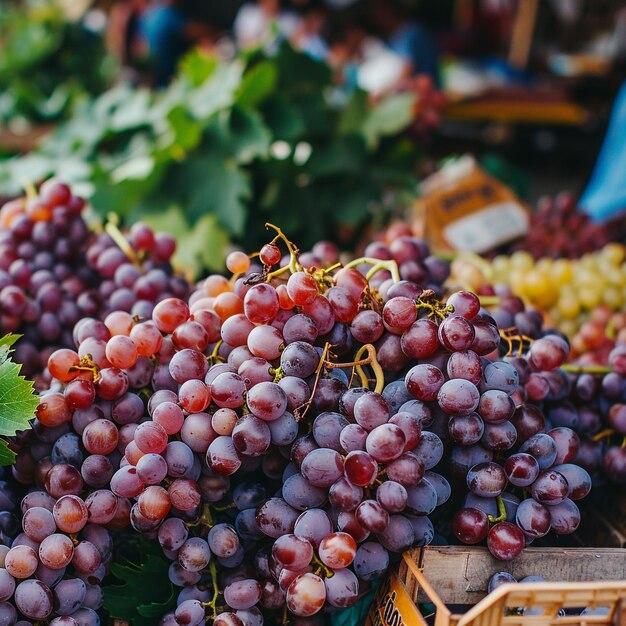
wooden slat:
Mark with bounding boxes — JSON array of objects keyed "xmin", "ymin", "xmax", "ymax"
[{"xmin": 406, "ymin": 546, "xmax": 626, "ymax": 605}]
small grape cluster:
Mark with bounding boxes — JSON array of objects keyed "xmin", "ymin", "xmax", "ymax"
[
  {"xmin": 566, "ymin": 342, "xmax": 626, "ymax": 488},
  {"xmin": 508, "ymin": 192, "xmax": 609, "ymax": 260},
  {"xmin": 487, "ymin": 571, "xmax": 610, "ymax": 617},
  {"xmin": 0, "ymin": 182, "xmax": 189, "ymax": 389}
]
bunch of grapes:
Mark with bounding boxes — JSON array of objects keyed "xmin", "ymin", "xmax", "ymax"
[
  {"xmin": 0, "ymin": 181, "xmax": 189, "ymax": 388},
  {"xmin": 507, "ymin": 192, "xmax": 610, "ymax": 260},
  {"xmin": 0, "ymin": 213, "xmax": 598, "ymax": 625}
]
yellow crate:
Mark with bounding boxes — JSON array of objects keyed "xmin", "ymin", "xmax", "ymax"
[{"xmin": 367, "ymin": 546, "xmax": 626, "ymax": 626}]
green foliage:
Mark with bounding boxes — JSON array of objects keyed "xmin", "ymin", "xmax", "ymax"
[
  {"xmin": 0, "ymin": 334, "xmax": 39, "ymax": 466},
  {"xmin": 0, "ymin": 44, "xmax": 422, "ymax": 275},
  {"xmin": 103, "ymin": 542, "xmax": 176, "ymax": 625},
  {"xmin": 0, "ymin": 1, "xmax": 115, "ymax": 126}
]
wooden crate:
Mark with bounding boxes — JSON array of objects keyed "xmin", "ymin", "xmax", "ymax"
[{"xmin": 366, "ymin": 546, "xmax": 626, "ymax": 626}]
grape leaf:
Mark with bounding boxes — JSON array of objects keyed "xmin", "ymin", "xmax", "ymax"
[
  {"xmin": 0, "ymin": 346, "xmax": 39, "ymax": 438},
  {"xmin": 0, "ymin": 440, "xmax": 16, "ymax": 466},
  {"xmin": 103, "ymin": 551, "xmax": 176, "ymax": 625},
  {"xmin": 0, "ymin": 334, "xmax": 20, "ymax": 364}
]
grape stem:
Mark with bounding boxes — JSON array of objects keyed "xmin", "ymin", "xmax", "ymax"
[
  {"xmin": 271, "ymin": 366, "xmax": 284, "ymax": 382},
  {"xmin": 499, "ymin": 327, "xmax": 533, "ymax": 357},
  {"xmin": 487, "ymin": 495, "xmax": 507, "ymax": 524},
  {"xmin": 622, "ymin": 436, "xmax": 626, "ymax": 449},
  {"xmin": 265, "ymin": 223, "xmax": 302, "ymax": 276},
  {"xmin": 294, "ymin": 342, "xmax": 331, "ymax": 421},
  {"xmin": 477, "ymin": 295, "xmax": 501, "ymax": 306},
  {"xmin": 69, "ymin": 354, "xmax": 101, "ymax": 382},
  {"xmin": 561, "ymin": 364, "xmax": 614, "ymax": 375},
  {"xmin": 343, "ymin": 257, "xmax": 401, "ymax": 283},
  {"xmin": 324, "ymin": 344, "xmax": 384, "ymax": 394},
  {"xmin": 207, "ymin": 340, "xmax": 225, "ymax": 365},
  {"xmin": 310, "ymin": 553, "xmax": 334, "ymax": 579},
  {"xmin": 415, "ymin": 297, "xmax": 454, "ymax": 321},
  {"xmin": 591, "ymin": 428, "xmax": 616, "ymax": 442},
  {"xmin": 202, "ymin": 558, "xmax": 221, "ymax": 619},
  {"xmin": 105, "ymin": 212, "xmax": 142, "ymax": 268},
  {"xmin": 21, "ymin": 178, "xmax": 38, "ymax": 201}
]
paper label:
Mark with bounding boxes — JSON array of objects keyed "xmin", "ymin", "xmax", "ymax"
[
  {"xmin": 365, "ymin": 574, "xmax": 425, "ymax": 626},
  {"xmin": 443, "ymin": 201, "xmax": 529, "ymax": 253},
  {"xmin": 417, "ymin": 160, "xmax": 530, "ymax": 254}
]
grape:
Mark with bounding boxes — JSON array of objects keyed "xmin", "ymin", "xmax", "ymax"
[
  {"xmin": 207, "ymin": 437, "xmax": 242, "ymax": 476},
  {"xmin": 405, "ymin": 364, "xmax": 444, "ymax": 402},
  {"xmin": 175, "ymin": 599, "xmax": 206, "ymax": 626},
  {"xmin": 207, "ymin": 523, "xmax": 239, "ymax": 558},
  {"xmin": 14, "ymin": 579, "xmax": 53, "ymax": 620},
  {"xmin": 377, "ymin": 515, "xmax": 415, "ymax": 552},
  {"xmin": 282, "ymin": 474, "xmax": 327, "ymax": 511},
  {"xmin": 515, "ymin": 499, "xmax": 551, "ymax": 538},
  {"xmin": 519, "ymin": 434, "xmax": 557, "ymax": 469},
  {"xmin": 324, "ymin": 568, "xmax": 359, "ymax": 608},
  {"xmin": 376, "ymin": 481, "xmax": 408, "ymax": 513},
  {"xmin": 466, "ymin": 462, "xmax": 507, "ymax": 498},
  {"xmin": 353, "ymin": 542, "xmax": 389, "ymax": 581},
  {"xmin": 547, "ymin": 498, "xmax": 580, "ymax": 534},
  {"xmin": 5, "ymin": 546, "xmax": 38, "ymax": 579},
  {"xmin": 438, "ymin": 379, "xmax": 480, "ymax": 416},
  {"xmin": 293, "ymin": 509, "xmax": 333, "ymax": 549},
  {"xmin": 452, "ymin": 508, "xmax": 488, "ymax": 544},
  {"xmin": 178, "ymin": 538, "xmax": 211, "ymax": 572},
  {"xmin": 0, "ymin": 570, "xmax": 15, "ymax": 602},
  {"xmin": 22, "ymin": 507, "xmax": 56, "ymax": 542},
  {"xmin": 272, "ymin": 534, "xmax": 314, "ymax": 570},
  {"xmin": 256, "ymin": 499, "xmax": 299, "ymax": 538},
  {"xmin": 488, "ymin": 572, "xmax": 516, "ymax": 593},
  {"xmin": 504, "ymin": 454, "xmax": 540, "ymax": 487},
  {"xmin": 343, "ymin": 451, "xmax": 378, "ymax": 487},
  {"xmin": 530, "ymin": 470, "xmax": 569, "ymax": 505},
  {"xmin": 53, "ymin": 578, "xmax": 86, "ymax": 615},
  {"xmin": 224, "ymin": 580, "xmax": 262, "ymax": 611},
  {"xmin": 487, "ymin": 522, "xmax": 525, "ymax": 561},
  {"xmin": 53, "ymin": 495, "xmax": 88, "ymax": 533},
  {"xmin": 232, "ymin": 415, "xmax": 271, "ymax": 457},
  {"xmin": 286, "ymin": 573, "xmax": 325, "ymax": 617},
  {"xmin": 438, "ymin": 316, "xmax": 475, "ymax": 351},
  {"xmin": 449, "ymin": 413, "xmax": 484, "ymax": 445},
  {"xmin": 551, "ymin": 463, "xmax": 591, "ymax": 500},
  {"xmin": 301, "ymin": 449, "xmax": 343, "ymax": 488},
  {"xmin": 246, "ymin": 382, "xmax": 287, "ymax": 421},
  {"xmin": 405, "ymin": 480, "xmax": 437, "ymax": 516}
]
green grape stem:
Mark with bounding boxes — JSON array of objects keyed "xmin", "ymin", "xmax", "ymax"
[{"xmin": 487, "ymin": 495, "xmax": 507, "ymax": 523}]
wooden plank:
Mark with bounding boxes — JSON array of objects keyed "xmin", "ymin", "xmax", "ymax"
[
  {"xmin": 508, "ymin": 0, "xmax": 538, "ymax": 70},
  {"xmin": 404, "ymin": 546, "xmax": 626, "ymax": 605},
  {"xmin": 442, "ymin": 100, "xmax": 588, "ymax": 125}
]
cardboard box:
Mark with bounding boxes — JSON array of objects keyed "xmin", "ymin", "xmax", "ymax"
[{"xmin": 417, "ymin": 157, "xmax": 529, "ymax": 255}]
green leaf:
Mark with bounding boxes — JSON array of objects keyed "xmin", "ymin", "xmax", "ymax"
[
  {"xmin": 187, "ymin": 62, "xmax": 243, "ymax": 120},
  {"xmin": 0, "ymin": 353, "xmax": 39, "ymax": 437},
  {"xmin": 178, "ymin": 49, "xmax": 218, "ymax": 87},
  {"xmin": 109, "ymin": 88, "xmax": 153, "ymax": 131},
  {"xmin": 103, "ymin": 551, "xmax": 176, "ymax": 625},
  {"xmin": 260, "ymin": 95, "xmax": 305, "ymax": 140},
  {"xmin": 236, "ymin": 60, "xmax": 278, "ymax": 109},
  {"xmin": 362, "ymin": 92, "xmax": 417, "ymax": 147},
  {"xmin": 138, "ymin": 206, "xmax": 230, "ymax": 278},
  {"xmin": 0, "ymin": 334, "xmax": 21, "ymax": 363},
  {"xmin": 228, "ymin": 107, "xmax": 271, "ymax": 164},
  {"xmin": 164, "ymin": 105, "xmax": 202, "ymax": 153},
  {"xmin": 0, "ymin": 439, "xmax": 16, "ymax": 467}
]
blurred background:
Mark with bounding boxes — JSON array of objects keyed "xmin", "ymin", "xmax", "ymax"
[{"xmin": 1, "ymin": 0, "xmax": 626, "ymax": 274}]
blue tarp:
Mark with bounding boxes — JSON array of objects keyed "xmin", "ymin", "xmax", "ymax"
[{"xmin": 580, "ymin": 80, "xmax": 626, "ymax": 221}]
